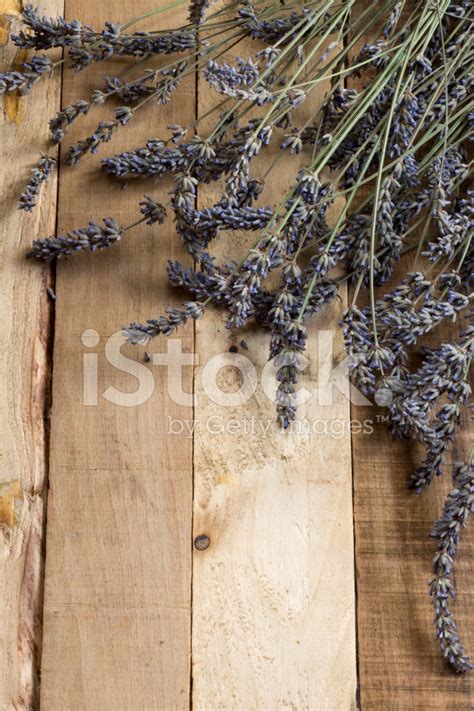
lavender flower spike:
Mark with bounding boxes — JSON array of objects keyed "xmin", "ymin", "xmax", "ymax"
[
  {"xmin": 18, "ymin": 154, "xmax": 56, "ymax": 212},
  {"xmin": 27, "ymin": 218, "xmax": 123, "ymax": 260},
  {"xmin": 124, "ymin": 301, "xmax": 205, "ymax": 344},
  {"xmin": 430, "ymin": 461, "xmax": 474, "ymax": 674},
  {"xmin": 0, "ymin": 54, "xmax": 53, "ymax": 95}
]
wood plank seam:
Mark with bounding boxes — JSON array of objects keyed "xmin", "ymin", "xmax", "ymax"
[
  {"xmin": 344, "ymin": 16, "xmax": 361, "ymax": 710},
  {"xmin": 190, "ymin": 44, "xmax": 200, "ymax": 709},
  {"xmin": 349, "ymin": 402, "xmax": 361, "ymax": 711}
]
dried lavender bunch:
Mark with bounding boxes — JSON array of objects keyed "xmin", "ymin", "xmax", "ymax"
[
  {"xmin": 10, "ymin": 0, "xmax": 474, "ymax": 673},
  {"xmin": 18, "ymin": 0, "xmax": 472, "ymax": 437}
]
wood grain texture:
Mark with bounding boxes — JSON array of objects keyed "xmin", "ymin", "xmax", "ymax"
[
  {"xmin": 191, "ymin": 10, "xmax": 358, "ymax": 708},
  {"xmin": 192, "ymin": 314, "xmax": 358, "ymax": 710},
  {"xmin": 353, "ymin": 406, "xmax": 474, "ymax": 710},
  {"xmin": 40, "ymin": 1, "xmax": 194, "ymax": 708},
  {"xmin": 0, "ymin": 2, "xmax": 62, "ymax": 708}
]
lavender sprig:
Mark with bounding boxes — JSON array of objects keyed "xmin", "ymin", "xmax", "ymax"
[
  {"xmin": 27, "ymin": 217, "xmax": 124, "ymax": 260},
  {"xmin": 12, "ymin": 5, "xmax": 196, "ymax": 57},
  {"xmin": 11, "ymin": 4, "xmax": 90, "ymax": 50},
  {"xmin": 65, "ymin": 62, "xmax": 187, "ymax": 164},
  {"xmin": 18, "ymin": 155, "xmax": 56, "ymax": 212},
  {"xmin": 124, "ymin": 301, "xmax": 205, "ymax": 343},
  {"xmin": 0, "ymin": 55, "xmax": 53, "ymax": 95},
  {"xmin": 430, "ymin": 460, "xmax": 474, "ymax": 673}
]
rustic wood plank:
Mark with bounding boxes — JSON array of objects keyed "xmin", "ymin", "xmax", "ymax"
[
  {"xmin": 353, "ymin": 407, "xmax": 474, "ymax": 709},
  {"xmin": 40, "ymin": 1, "xmax": 195, "ymax": 708},
  {"xmin": 191, "ymin": 9, "xmax": 358, "ymax": 708},
  {"xmin": 0, "ymin": 2, "xmax": 62, "ymax": 708},
  {"xmin": 192, "ymin": 314, "xmax": 358, "ymax": 710}
]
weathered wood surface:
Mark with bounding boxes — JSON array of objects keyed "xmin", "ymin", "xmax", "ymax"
[
  {"xmin": 351, "ymin": 272, "xmax": 474, "ymax": 709},
  {"xmin": 0, "ymin": 0, "xmax": 473, "ymax": 709},
  {"xmin": 353, "ymin": 407, "xmax": 474, "ymax": 710},
  {"xmin": 39, "ymin": 1, "xmax": 194, "ymax": 709},
  {"xmin": 192, "ymin": 314, "xmax": 357, "ymax": 710},
  {"xmin": 0, "ymin": 2, "xmax": 62, "ymax": 708}
]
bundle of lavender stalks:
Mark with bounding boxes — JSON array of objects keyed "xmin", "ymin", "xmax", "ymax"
[{"xmin": 2, "ymin": 0, "xmax": 473, "ymax": 672}]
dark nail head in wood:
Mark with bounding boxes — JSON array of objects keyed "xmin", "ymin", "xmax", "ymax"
[{"xmin": 194, "ymin": 534, "xmax": 210, "ymax": 551}]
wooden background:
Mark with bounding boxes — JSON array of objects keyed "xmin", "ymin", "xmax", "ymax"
[{"xmin": 0, "ymin": 1, "xmax": 473, "ymax": 709}]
